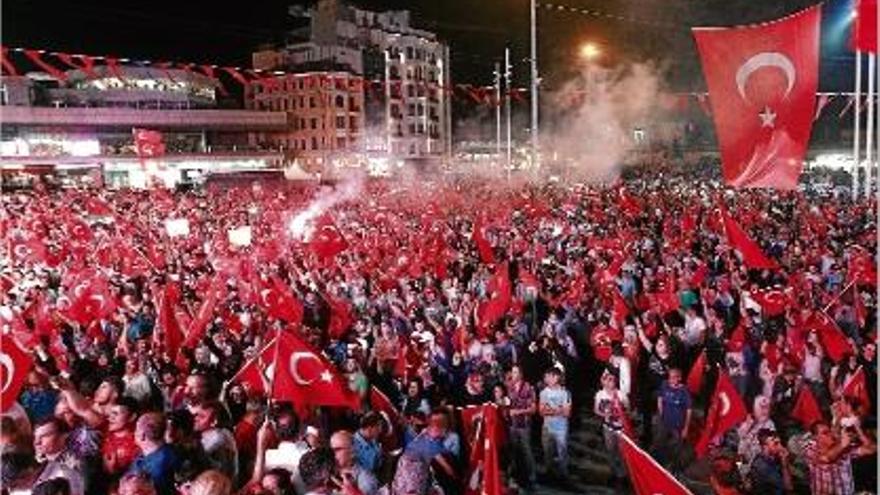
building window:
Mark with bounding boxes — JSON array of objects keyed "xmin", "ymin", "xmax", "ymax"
[
  {"xmin": 406, "ymin": 47, "xmax": 414, "ymax": 59},
  {"xmin": 336, "ymin": 95, "xmax": 345, "ymax": 108},
  {"xmin": 407, "ymin": 104, "xmax": 415, "ymax": 116},
  {"xmin": 336, "ymin": 116, "xmax": 346, "ymax": 129},
  {"xmin": 407, "ymin": 85, "xmax": 415, "ymax": 97},
  {"xmin": 311, "ymin": 137, "xmax": 318, "ymax": 150},
  {"xmin": 417, "ymin": 104, "xmax": 424, "ymax": 116},
  {"xmin": 337, "ymin": 137, "xmax": 346, "ymax": 148},
  {"xmin": 299, "ymin": 97, "xmax": 305, "ymax": 107},
  {"xmin": 0, "ymin": 84, "xmax": 7, "ymax": 105},
  {"xmin": 311, "ymin": 118, "xmax": 318, "ymax": 129},
  {"xmin": 310, "ymin": 96, "xmax": 316, "ymax": 108}
]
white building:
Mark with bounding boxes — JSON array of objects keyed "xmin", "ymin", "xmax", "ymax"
[{"xmin": 253, "ymin": 0, "xmax": 452, "ymax": 163}]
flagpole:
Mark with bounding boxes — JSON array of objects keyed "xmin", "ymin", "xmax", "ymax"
[
  {"xmin": 822, "ymin": 279, "xmax": 857, "ymax": 313},
  {"xmin": 266, "ymin": 332, "xmax": 283, "ymax": 410},
  {"xmin": 865, "ymin": 54, "xmax": 876, "ymax": 198},
  {"xmin": 854, "ymin": 51, "xmax": 862, "ymax": 200}
]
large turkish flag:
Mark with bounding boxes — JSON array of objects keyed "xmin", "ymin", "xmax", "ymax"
[
  {"xmin": 695, "ymin": 372, "xmax": 748, "ymax": 457},
  {"xmin": 693, "ymin": 6, "xmax": 821, "ymax": 189},
  {"xmin": 0, "ymin": 335, "xmax": 32, "ymax": 413}
]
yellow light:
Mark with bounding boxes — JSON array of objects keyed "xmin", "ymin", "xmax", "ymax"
[{"xmin": 579, "ymin": 43, "xmax": 601, "ymax": 61}]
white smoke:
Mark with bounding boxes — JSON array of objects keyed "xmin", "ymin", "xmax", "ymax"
[
  {"xmin": 287, "ymin": 172, "xmax": 365, "ymax": 241},
  {"xmin": 544, "ymin": 61, "xmax": 665, "ymax": 183}
]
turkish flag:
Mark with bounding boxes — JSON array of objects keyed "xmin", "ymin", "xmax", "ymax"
[
  {"xmin": 154, "ymin": 283, "xmax": 184, "ymax": 358},
  {"xmin": 751, "ymin": 288, "xmax": 788, "ymax": 317},
  {"xmin": 465, "ymin": 404, "xmax": 504, "ymax": 495},
  {"xmin": 0, "ymin": 335, "xmax": 33, "ymax": 413},
  {"xmin": 324, "ymin": 292, "xmax": 354, "ymax": 340},
  {"xmin": 85, "ymin": 197, "xmax": 113, "ymax": 216},
  {"xmin": 695, "ymin": 372, "xmax": 748, "ymax": 457},
  {"xmin": 619, "ymin": 432, "xmax": 693, "ymax": 495},
  {"xmin": 853, "ymin": 0, "xmax": 878, "ymax": 53},
  {"xmin": 309, "ymin": 216, "xmax": 348, "ymax": 261},
  {"xmin": 617, "ymin": 186, "xmax": 642, "ymax": 216},
  {"xmin": 133, "ymin": 128, "xmax": 166, "ymax": 158},
  {"xmin": 687, "ymin": 351, "xmax": 707, "ymax": 395},
  {"xmin": 11, "ymin": 238, "xmax": 48, "ymax": 265},
  {"xmin": 720, "ymin": 206, "xmax": 778, "ymax": 270},
  {"xmin": 843, "ymin": 367, "xmax": 871, "ymax": 414},
  {"xmin": 268, "ymin": 331, "xmax": 359, "ymax": 409},
  {"xmin": 472, "ymin": 217, "xmax": 496, "ymax": 265},
  {"xmin": 261, "ymin": 276, "xmax": 304, "ymax": 325},
  {"xmin": 848, "ymin": 247, "xmax": 877, "ymax": 287},
  {"xmin": 478, "ymin": 263, "xmax": 511, "ymax": 336},
  {"xmin": 791, "ymin": 385, "xmax": 823, "ymax": 428},
  {"xmin": 229, "ymin": 337, "xmax": 277, "ymax": 395},
  {"xmin": 693, "ymin": 6, "xmax": 820, "ymax": 189},
  {"xmin": 182, "ymin": 277, "xmax": 226, "ymax": 349},
  {"xmin": 805, "ymin": 311, "xmax": 853, "ymax": 363},
  {"xmin": 62, "ymin": 277, "xmax": 118, "ymax": 326}
]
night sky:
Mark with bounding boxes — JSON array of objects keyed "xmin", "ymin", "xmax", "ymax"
[{"xmin": 2, "ymin": 0, "xmax": 859, "ymax": 91}]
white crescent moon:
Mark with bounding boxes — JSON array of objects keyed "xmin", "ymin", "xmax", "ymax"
[
  {"xmin": 260, "ymin": 289, "xmax": 274, "ymax": 306},
  {"xmin": 735, "ymin": 52, "xmax": 796, "ymax": 103},
  {"xmin": 289, "ymin": 352, "xmax": 321, "ymax": 385},
  {"xmin": 56, "ymin": 296, "xmax": 72, "ymax": 311},
  {"xmin": 0, "ymin": 352, "xmax": 16, "ymax": 393},
  {"xmin": 73, "ymin": 282, "xmax": 90, "ymax": 299},
  {"xmin": 719, "ymin": 392, "xmax": 731, "ymax": 417},
  {"xmin": 89, "ymin": 295, "xmax": 105, "ymax": 313},
  {"xmin": 13, "ymin": 245, "xmax": 29, "ymax": 259}
]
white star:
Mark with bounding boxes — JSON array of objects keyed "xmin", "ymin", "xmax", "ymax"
[
  {"xmin": 758, "ymin": 106, "xmax": 777, "ymax": 128},
  {"xmin": 320, "ymin": 370, "xmax": 333, "ymax": 383}
]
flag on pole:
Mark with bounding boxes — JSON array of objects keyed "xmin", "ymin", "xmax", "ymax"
[
  {"xmin": 619, "ymin": 432, "xmax": 693, "ymax": 495},
  {"xmin": 695, "ymin": 372, "xmax": 748, "ymax": 457},
  {"xmin": 791, "ymin": 385, "xmax": 824, "ymax": 428},
  {"xmin": 693, "ymin": 6, "xmax": 821, "ymax": 189},
  {"xmin": 719, "ymin": 206, "xmax": 778, "ymax": 270}
]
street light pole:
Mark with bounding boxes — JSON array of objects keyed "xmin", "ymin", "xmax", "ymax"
[
  {"xmin": 494, "ymin": 62, "xmax": 502, "ymax": 159},
  {"xmin": 530, "ymin": 0, "xmax": 539, "ymax": 169},
  {"xmin": 505, "ymin": 47, "xmax": 513, "ymax": 177}
]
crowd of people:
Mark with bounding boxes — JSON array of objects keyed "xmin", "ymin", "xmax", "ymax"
[{"xmin": 0, "ymin": 167, "xmax": 877, "ymax": 495}]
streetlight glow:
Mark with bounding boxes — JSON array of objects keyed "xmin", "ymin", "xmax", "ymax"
[{"xmin": 579, "ymin": 42, "xmax": 601, "ymax": 61}]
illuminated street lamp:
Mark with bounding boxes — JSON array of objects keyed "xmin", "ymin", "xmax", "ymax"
[{"xmin": 579, "ymin": 42, "xmax": 601, "ymax": 62}]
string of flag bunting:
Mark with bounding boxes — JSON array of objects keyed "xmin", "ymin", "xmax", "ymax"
[{"xmin": 0, "ymin": 45, "xmax": 871, "ymax": 119}]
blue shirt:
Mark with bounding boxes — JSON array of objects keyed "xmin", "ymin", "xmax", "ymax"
[
  {"xmin": 539, "ymin": 387, "xmax": 571, "ymax": 433},
  {"xmin": 405, "ymin": 432, "xmax": 448, "ymax": 463},
  {"xmin": 19, "ymin": 389, "xmax": 59, "ymax": 424},
  {"xmin": 658, "ymin": 382, "xmax": 691, "ymax": 432},
  {"xmin": 128, "ymin": 444, "xmax": 181, "ymax": 495},
  {"xmin": 353, "ymin": 431, "xmax": 382, "ymax": 473}
]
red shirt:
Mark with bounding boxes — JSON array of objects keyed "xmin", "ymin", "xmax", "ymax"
[{"xmin": 101, "ymin": 429, "xmax": 140, "ymax": 474}]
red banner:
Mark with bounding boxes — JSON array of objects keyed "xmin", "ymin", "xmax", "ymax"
[
  {"xmin": 853, "ymin": 0, "xmax": 878, "ymax": 53},
  {"xmin": 693, "ymin": 6, "xmax": 820, "ymax": 189}
]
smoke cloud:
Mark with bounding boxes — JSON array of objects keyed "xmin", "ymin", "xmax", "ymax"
[
  {"xmin": 543, "ymin": 61, "xmax": 666, "ymax": 182},
  {"xmin": 287, "ymin": 172, "xmax": 365, "ymax": 241}
]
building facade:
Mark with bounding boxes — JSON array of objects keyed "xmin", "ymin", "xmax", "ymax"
[
  {"xmin": 244, "ymin": 71, "xmax": 365, "ymax": 172},
  {"xmin": 250, "ymin": 0, "xmax": 452, "ymax": 165},
  {"xmin": 0, "ymin": 67, "xmax": 292, "ymax": 189}
]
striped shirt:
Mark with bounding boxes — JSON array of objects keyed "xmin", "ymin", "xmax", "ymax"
[{"xmin": 804, "ymin": 439, "xmax": 856, "ymax": 495}]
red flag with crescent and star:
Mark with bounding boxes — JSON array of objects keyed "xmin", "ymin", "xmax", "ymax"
[
  {"xmin": 693, "ymin": 6, "xmax": 821, "ymax": 189},
  {"xmin": 0, "ymin": 335, "xmax": 32, "ymax": 413},
  {"xmin": 695, "ymin": 371, "xmax": 748, "ymax": 457},
  {"xmin": 264, "ymin": 330, "xmax": 359, "ymax": 410}
]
